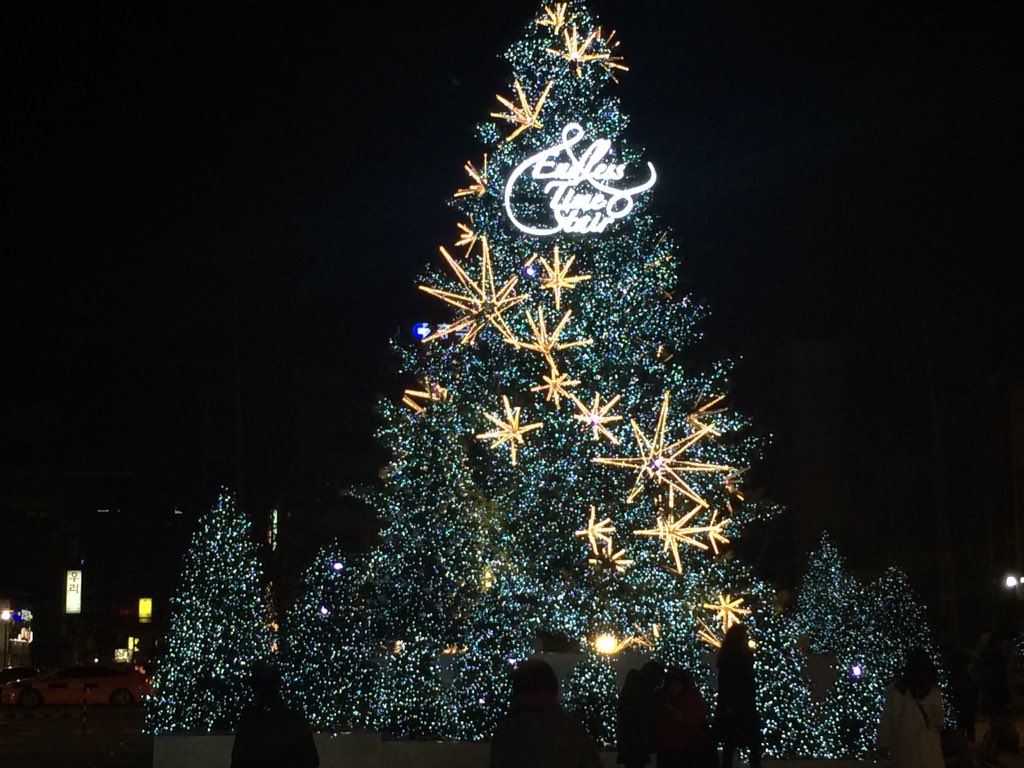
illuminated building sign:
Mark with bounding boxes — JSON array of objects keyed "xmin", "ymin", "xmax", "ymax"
[
  {"xmin": 138, "ymin": 597, "xmax": 153, "ymax": 623},
  {"xmin": 503, "ymin": 122, "xmax": 656, "ymax": 236},
  {"xmin": 66, "ymin": 570, "xmax": 82, "ymax": 614}
]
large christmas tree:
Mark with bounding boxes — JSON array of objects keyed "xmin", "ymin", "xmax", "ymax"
[
  {"xmin": 147, "ymin": 491, "xmax": 272, "ymax": 733},
  {"xmin": 285, "ymin": 0, "xmax": 814, "ymax": 751}
]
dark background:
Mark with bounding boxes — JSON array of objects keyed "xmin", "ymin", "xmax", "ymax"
[{"xmin": 4, "ymin": 1, "xmax": 1022, "ymax": 650}]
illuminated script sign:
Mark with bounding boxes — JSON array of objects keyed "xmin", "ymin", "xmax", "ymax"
[{"xmin": 503, "ymin": 122, "xmax": 656, "ymax": 236}]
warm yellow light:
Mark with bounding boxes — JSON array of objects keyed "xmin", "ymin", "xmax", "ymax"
[
  {"xmin": 476, "ymin": 395, "xmax": 543, "ymax": 465},
  {"xmin": 454, "ymin": 156, "xmax": 488, "ymax": 199},
  {"xmin": 594, "ymin": 634, "xmax": 619, "ymax": 655},
  {"xmin": 138, "ymin": 598, "xmax": 153, "ymax": 623},
  {"xmin": 506, "ymin": 305, "xmax": 592, "ymax": 366},
  {"xmin": 570, "ymin": 391, "xmax": 623, "ymax": 444},
  {"xmin": 490, "ymin": 79, "xmax": 554, "ymax": 142},
  {"xmin": 536, "ymin": 3, "xmax": 568, "ymax": 35},
  {"xmin": 595, "ymin": 390, "xmax": 732, "ymax": 508},
  {"xmin": 531, "ymin": 246, "xmax": 591, "ymax": 310},
  {"xmin": 418, "ymin": 237, "xmax": 527, "ymax": 345}
]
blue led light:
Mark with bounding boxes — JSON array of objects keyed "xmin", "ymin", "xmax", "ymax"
[{"xmin": 412, "ymin": 323, "xmax": 432, "ymax": 340}]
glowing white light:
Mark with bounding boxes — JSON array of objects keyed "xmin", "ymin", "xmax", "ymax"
[
  {"xmin": 594, "ymin": 634, "xmax": 619, "ymax": 655},
  {"xmin": 851, "ymin": 664, "xmax": 864, "ymax": 679},
  {"xmin": 504, "ymin": 123, "xmax": 656, "ymax": 236},
  {"xmin": 319, "ymin": 606, "xmax": 329, "ymax": 616},
  {"xmin": 0, "ymin": 611, "xmax": 10, "ymax": 621},
  {"xmin": 1007, "ymin": 575, "xmax": 1019, "ymax": 588},
  {"xmin": 332, "ymin": 562, "xmax": 344, "ymax": 571}
]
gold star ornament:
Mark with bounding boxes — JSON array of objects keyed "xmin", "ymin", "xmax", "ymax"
[
  {"xmin": 703, "ymin": 594, "xmax": 751, "ymax": 634},
  {"xmin": 401, "ymin": 378, "xmax": 449, "ymax": 414},
  {"xmin": 454, "ymin": 155, "xmax": 488, "ymax": 199},
  {"xmin": 633, "ymin": 505, "xmax": 732, "ymax": 573},
  {"xmin": 571, "ymin": 391, "xmax": 623, "ymax": 444},
  {"xmin": 696, "ymin": 617, "xmax": 722, "ymax": 649},
  {"xmin": 454, "ymin": 222, "xmax": 477, "ymax": 251},
  {"xmin": 491, "ymin": 79, "xmax": 554, "ymax": 142},
  {"xmin": 547, "ymin": 25, "xmax": 609, "ymax": 77},
  {"xmin": 574, "ymin": 505, "xmax": 615, "ymax": 553},
  {"xmin": 419, "ymin": 238, "xmax": 528, "ymax": 344},
  {"xmin": 594, "ymin": 390, "xmax": 732, "ymax": 507},
  {"xmin": 536, "ymin": 3, "xmax": 568, "ymax": 35},
  {"xmin": 476, "ymin": 395, "xmax": 542, "ymax": 466},
  {"xmin": 526, "ymin": 246, "xmax": 591, "ymax": 310},
  {"xmin": 507, "ymin": 305, "xmax": 591, "ymax": 366},
  {"xmin": 588, "ymin": 539, "xmax": 633, "ymax": 574},
  {"xmin": 530, "ymin": 363, "xmax": 580, "ymax": 410}
]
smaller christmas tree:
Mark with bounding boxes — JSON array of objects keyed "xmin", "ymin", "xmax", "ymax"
[
  {"xmin": 795, "ymin": 534, "xmax": 938, "ymax": 757},
  {"xmin": 147, "ymin": 490, "xmax": 272, "ymax": 733}
]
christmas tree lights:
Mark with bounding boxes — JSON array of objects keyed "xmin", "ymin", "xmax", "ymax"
[
  {"xmin": 278, "ymin": 1, "xmax": 934, "ymax": 756},
  {"xmin": 146, "ymin": 491, "xmax": 271, "ymax": 733}
]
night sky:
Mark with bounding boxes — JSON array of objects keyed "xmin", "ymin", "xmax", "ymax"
[{"xmin": 5, "ymin": 2, "xmax": 1023, "ymax": 625}]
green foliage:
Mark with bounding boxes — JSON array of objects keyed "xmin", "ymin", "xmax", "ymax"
[
  {"xmin": 146, "ymin": 491, "xmax": 271, "ymax": 733},
  {"xmin": 795, "ymin": 534, "xmax": 938, "ymax": 757},
  {"xmin": 284, "ymin": 0, "xmax": 827, "ymax": 753}
]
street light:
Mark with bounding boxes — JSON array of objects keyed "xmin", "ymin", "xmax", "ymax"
[{"xmin": 1006, "ymin": 575, "xmax": 1020, "ymax": 589}]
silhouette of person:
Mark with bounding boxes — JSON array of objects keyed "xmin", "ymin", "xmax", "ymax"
[
  {"xmin": 654, "ymin": 668, "xmax": 713, "ymax": 768},
  {"xmin": 490, "ymin": 658, "xmax": 601, "ymax": 768},
  {"xmin": 945, "ymin": 648, "xmax": 978, "ymax": 743},
  {"xmin": 618, "ymin": 660, "xmax": 665, "ymax": 768},
  {"xmin": 230, "ymin": 663, "xmax": 319, "ymax": 768},
  {"xmin": 713, "ymin": 625, "xmax": 760, "ymax": 768},
  {"xmin": 877, "ymin": 647, "xmax": 943, "ymax": 768}
]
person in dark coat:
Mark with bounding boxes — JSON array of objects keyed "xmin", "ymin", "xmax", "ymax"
[
  {"xmin": 945, "ymin": 649, "xmax": 978, "ymax": 743},
  {"xmin": 618, "ymin": 661, "xmax": 665, "ymax": 768},
  {"xmin": 230, "ymin": 663, "xmax": 319, "ymax": 768},
  {"xmin": 713, "ymin": 625, "xmax": 760, "ymax": 768},
  {"xmin": 654, "ymin": 668, "xmax": 713, "ymax": 768},
  {"xmin": 490, "ymin": 658, "xmax": 602, "ymax": 768}
]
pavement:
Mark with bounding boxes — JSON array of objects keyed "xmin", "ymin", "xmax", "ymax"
[
  {"xmin": 0, "ymin": 705, "xmax": 152, "ymax": 768},
  {"xmin": 1, "ymin": 705, "xmax": 1022, "ymax": 768}
]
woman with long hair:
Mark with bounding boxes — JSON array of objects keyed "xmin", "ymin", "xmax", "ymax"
[
  {"xmin": 713, "ymin": 624, "xmax": 760, "ymax": 768},
  {"xmin": 877, "ymin": 648, "xmax": 943, "ymax": 768}
]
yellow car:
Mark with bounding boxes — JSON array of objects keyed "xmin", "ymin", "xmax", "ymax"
[{"xmin": 1, "ymin": 664, "xmax": 153, "ymax": 708}]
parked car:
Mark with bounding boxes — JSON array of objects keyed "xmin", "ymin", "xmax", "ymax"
[
  {"xmin": 0, "ymin": 666, "xmax": 44, "ymax": 686},
  {"xmin": 1, "ymin": 664, "xmax": 153, "ymax": 708}
]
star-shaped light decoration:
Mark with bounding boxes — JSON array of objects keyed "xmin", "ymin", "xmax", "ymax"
[
  {"xmin": 596, "ymin": 27, "xmax": 629, "ymax": 81},
  {"xmin": 454, "ymin": 222, "xmax": 478, "ymax": 252},
  {"xmin": 547, "ymin": 25, "xmax": 610, "ymax": 78},
  {"xmin": 594, "ymin": 390, "xmax": 732, "ymax": 507},
  {"xmin": 633, "ymin": 505, "xmax": 732, "ymax": 573},
  {"xmin": 723, "ymin": 467, "xmax": 749, "ymax": 501},
  {"xmin": 491, "ymin": 79, "xmax": 554, "ymax": 142},
  {"xmin": 696, "ymin": 616, "xmax": 722, "ymax": 649},
  {"xmin": 454, "ymin": 155, "xmax": 488, "ymax": 199},
  {"xmin": 507, "ymin": 305, "xmax": 592, "ymax": 366},
  {"xmin": 401, "ymin": 378, "xmax": 450, "ymax": 415},
  {"xmin": 570, "ymin": 391, "xmax": 623, "ymax": 444},
  {"xmin": 703, "ymin": 593, "xmax": 751, "ymax": 634},
  {"xmin": 588, "ymin": 539, "xmax": 633, "ymax": 574},
  {"xmin": 476, "ymin": 395, "xmax": 542, "ymax": 466},
  {"xmin": 530, "ymin": 363, "xmax": 580, "ymax": 410},
  {"xmin": 574, "ymin": 505, "xmax": 615, "ymax": 553},
  {"xmin": 536, "ymin": 3, "xmax": 568, "ymax": 35},
  {"xmin": 687, "ymin": 394, "xmax": 727, "ymax": 437},
  {"xmin": 419, "ymin": 238, "xmax": 528, "ymax": 345},
  {"xmin": 526, "ymin": 246, "xmax": 591, "ymax": 310}
]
